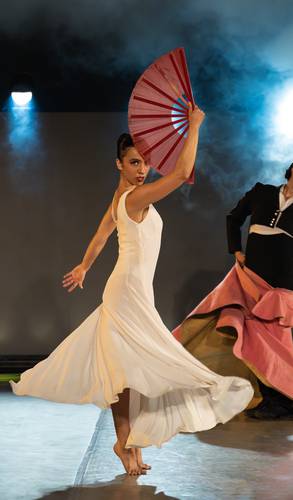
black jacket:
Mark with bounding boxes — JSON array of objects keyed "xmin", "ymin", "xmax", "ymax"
[{"xmin": 226, "ymin": 182, "xmax": 293, "ymax": 254}]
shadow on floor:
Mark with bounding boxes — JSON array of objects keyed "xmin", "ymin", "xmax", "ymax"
[
  {"xmin": 196, "ymin": 414, "xmax": 293, "ymax": 456},
  {"xmin": 40, "ymin": 473, "xmax": 178, "ymax": 500}
]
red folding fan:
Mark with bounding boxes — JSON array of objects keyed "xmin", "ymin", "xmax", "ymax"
[{"xmin": 128, "ymin": 47, "xmax": 196, "ymax": 184}]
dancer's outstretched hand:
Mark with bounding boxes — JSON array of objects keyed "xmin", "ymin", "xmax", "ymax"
[{"xmin": 62, "ymin": 264, "xmax": 86, "ymax": 292}]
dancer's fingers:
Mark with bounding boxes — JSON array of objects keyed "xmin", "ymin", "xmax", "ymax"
[
  {"xmin": 63, "ymin": 272, "xmax": 73, "ymax": 279},
  {"xmin": 62, "ymin": 276, "xmax": 75, "ymax": 285},
  {"xmin": 68, "ymin": 282, "xmax": 78, "ymax": 292},
  {"xmin": 62, "ymin": 278, "xmax": 76, "ymax": 287},
  {"xmin": 62, "ymin": 277, "xmax": 73, "ymax": 285}
]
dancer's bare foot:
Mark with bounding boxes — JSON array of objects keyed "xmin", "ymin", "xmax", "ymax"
[
  {"xmin": 113, "ymin": 442, "xmax": 143, "ymax": 475},
  {"xmin": 135, "ymin": 447, "xmax": 151, "ymax": 470}
]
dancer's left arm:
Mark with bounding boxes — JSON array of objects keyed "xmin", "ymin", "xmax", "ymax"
[{"xmin": 62, "ymin": 204, "xmax": 116, "ymax": 292}]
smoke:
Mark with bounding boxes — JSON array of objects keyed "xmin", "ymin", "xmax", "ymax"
[
  {"xmin": 1, "ymin": 0, "xmax": 293, "ymax": 73},
  {"xmin": 1, "ymin": 0, "xmax": 293, "ymax": 202}
]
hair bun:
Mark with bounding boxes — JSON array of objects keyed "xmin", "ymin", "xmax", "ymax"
[{"xmin": 117, "ymin": 133, "xmax": 134, "ymax": 160}]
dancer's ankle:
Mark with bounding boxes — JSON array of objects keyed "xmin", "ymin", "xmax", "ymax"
[{"xmin": 115, "ymin": 439, "xmax": 128, "ymax": 451}]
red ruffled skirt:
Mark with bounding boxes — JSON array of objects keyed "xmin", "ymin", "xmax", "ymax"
[{"xmin": 173, "ymin": 263, "xmax": 293, "ymax": 402}]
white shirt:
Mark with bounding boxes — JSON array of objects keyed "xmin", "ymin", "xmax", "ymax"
[{"xmin": 249, "ymin": 185, "xmax": 293, "ymax": 238}]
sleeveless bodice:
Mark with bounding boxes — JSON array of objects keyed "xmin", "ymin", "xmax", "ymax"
[{"xmin": 103, "ymin": 188, "xmax": 163, "ymax": 305}]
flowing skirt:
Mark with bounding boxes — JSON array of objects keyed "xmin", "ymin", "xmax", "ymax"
[
  {"xmin": 11, "ymin": 280, "xmax": 253, "ymax": 448},
  {"xmin": 173, "ymin": 264, "xmax": 293, "ymax": 405}
]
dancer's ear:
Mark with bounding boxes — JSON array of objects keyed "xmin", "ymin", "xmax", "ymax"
[{"xmin": 116, "ymin": 158, "xmax": 123, "ymax": 171}]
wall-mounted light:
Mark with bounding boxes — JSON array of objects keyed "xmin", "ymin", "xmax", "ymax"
[{"xmin": 10, "ymin": 74, "xmax": 34, "ymax": 108}]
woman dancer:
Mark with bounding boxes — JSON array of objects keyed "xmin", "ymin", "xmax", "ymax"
[
  {"xmin": 10, "ymin": 104, "xmax": 253, "ymax": 475},
  {"xmin": 174, "ymin": 164, "xmax": 293, "ymax": 420},
  {"xmin": 228, "ymin": 165, "xmax": 293, "ymax": 418}
]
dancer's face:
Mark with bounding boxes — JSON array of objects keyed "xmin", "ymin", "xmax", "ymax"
[{"xmin": 116, "ymin": 147, "xmax": 150, "ymax": 186}]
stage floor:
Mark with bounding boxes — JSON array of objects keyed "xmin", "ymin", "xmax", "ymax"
[{"xmin": 1, "ymin": 384, "xmax": 292, "ymax": 500}]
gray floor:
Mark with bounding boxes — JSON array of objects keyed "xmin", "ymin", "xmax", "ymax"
[
  {"xmin": 1, "ymin": 385, "xmax": 293, "ymax": 500},
  {"xmin": 0, "ymin": 385, "xmax": 100, "ymax": 500}
]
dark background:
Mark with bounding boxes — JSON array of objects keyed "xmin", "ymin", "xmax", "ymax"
[
  {"xmin": 1, "ymin": 0, "xmax": 292, "ymax": 353},
  {"xmin": 0, "ymin": 111, "xmax": 231, "ymax": 353}
]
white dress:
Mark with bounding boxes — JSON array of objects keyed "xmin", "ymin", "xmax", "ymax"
[{"xmin": 10, "ymin": 187, "xmax": 253, "ymax": 448}]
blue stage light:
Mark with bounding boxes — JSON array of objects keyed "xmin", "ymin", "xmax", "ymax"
[{"xmin": 11, "ymin": 91, "xmax": 33, "ymax": 107}]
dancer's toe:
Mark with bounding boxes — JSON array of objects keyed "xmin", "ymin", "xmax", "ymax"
[
  {"xmin": 141, "ymin": 463, "xmax": 152, "ymax": 470},
  {"xmin": 114, "ymin": 442, "xmax": 145, "ymax": 476},
  {"xmin": 128, "ymin": 448, "xmax": 142, "ymax": 475},
  {"xmin": 135, "ymin": 448, "xmax": 152, "ymax": 470}
]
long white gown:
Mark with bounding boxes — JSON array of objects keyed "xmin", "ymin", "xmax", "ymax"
[{"xmin": 10, "ymin": 187, "xmax": 253, "ymax": 448}]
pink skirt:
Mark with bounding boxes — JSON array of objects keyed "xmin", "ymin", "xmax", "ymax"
[{"xmin": 173, "ymin": 263, "xmax": 293, "ymax": 400}]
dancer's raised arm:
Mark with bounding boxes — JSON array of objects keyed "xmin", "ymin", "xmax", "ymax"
[
  {"xmin": 127, "ymin": 103, "xmax": 205, "ymax": 212},
  {"xmin": 62, "ymin": 103, "xmax": 204, "ymax": 292},
  {"xmin": 62, "ymin": 204, "xmax": 116, "ymax": 292}
]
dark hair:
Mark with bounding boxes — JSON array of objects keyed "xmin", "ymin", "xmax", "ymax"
[
  {"xmin": 117, "ymin": 133, "xmax": 134, "ymax": 161},
  {"xmin": 285, "ymin": 163, "xmax": 293, "ymax": 180}
]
